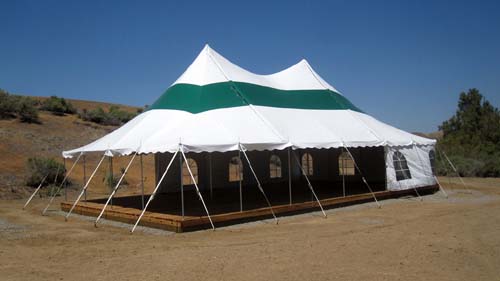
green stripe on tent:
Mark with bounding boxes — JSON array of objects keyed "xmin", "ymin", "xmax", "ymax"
[{"xmin": 149, "ymin": 82, "xmax": 362, "ymax": 113}]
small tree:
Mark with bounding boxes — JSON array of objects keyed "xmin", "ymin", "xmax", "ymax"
[{"xmin": 41, "ymin": 96, "xmax": 77, "ymax": 115}]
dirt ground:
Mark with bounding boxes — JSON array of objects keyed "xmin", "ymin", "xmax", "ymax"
[{"xmin": 0, "ymin": 177, "xmax": 499, "ymax": 281}]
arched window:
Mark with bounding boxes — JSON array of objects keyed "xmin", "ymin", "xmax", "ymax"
[
  {"xmin": 229, "ymin": 156, "xmax": 243, "ymax": 182},
  {"xmin": 269, "ymin": 155, "xmax": 282, "ymax": 178},
  {"xmin": 393, "ymin": 151, "xmax": 411, "ymax": 181},
  {"xmin": 338, "ymin": 151, "xmax": 355, "ymax": 176},
  {"xmin": 301, "ymin": 153, "xmax": 313, "ymax": 176},
  {"xmin": 182, "ymin": 158, "xmax": 198, "ymax": 185},
  {"xmin": 429, "ymin": 150, "xmax": 436, "ymax": 175}
]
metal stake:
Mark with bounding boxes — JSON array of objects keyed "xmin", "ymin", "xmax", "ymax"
[{"xmin": 131, "ymin": 149, "xmax": 179, "ymax": 233}]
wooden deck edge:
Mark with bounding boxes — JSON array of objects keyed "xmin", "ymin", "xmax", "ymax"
[{"xmin": 61, "ymin": 185, "xmax": 439, "ymax": 233}]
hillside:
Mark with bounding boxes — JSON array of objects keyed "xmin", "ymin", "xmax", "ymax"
[{"xmin": 0, "ymin": 97, "xmax": 155, "ymax": 199}]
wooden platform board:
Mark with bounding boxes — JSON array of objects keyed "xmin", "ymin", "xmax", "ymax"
[{"xmin": 61, "ymin": 185, "xmax": 439, "ymax": 232}]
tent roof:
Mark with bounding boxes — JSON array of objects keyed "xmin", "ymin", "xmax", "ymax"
[{"xmin": 63, "ymin": 45, "xmax": 434, "ymax": 158}]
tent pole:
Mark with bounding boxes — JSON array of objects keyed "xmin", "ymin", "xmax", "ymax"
[
  {"xmin": 140, "ymin": 154, "xmax": 145, "ymax": 210},
  {"xmin": 63, "ymin": 157, "xmax": 67, "ymax": 201},
  {"xmin": 109, "ymin": 156, "xmax": 113, "ymax": 207},
  {"xmin": 131, "ymin": 149, "xmax": 179, "ymax": 233},
  {"xmin": 342, "ymin": 148, "xmax": 346, "ymax": 197},
  {"xmin": 239, "ymin": 144, "xmax": 278, "ymax": 224},
  {"xmin": 440, "ymin": 149, "xmax": 471, "ymax": 194},
  {"xmin": 65, "ymin": 153, "xmax": 107, "ymax": 221},
  {"xmin": 180, "ymin": 151, "xmax": 184, "ymax": 218},
  {"xmin": 342, "ymin": 144, "xmax": 381, "ymax": 208},
  {"xmin": 83, "ymin": 155, "xmax": 87, "ymax": 203},
  {"xmin": 180, "ymin": 145, "xmax": 215, "ymax": 230},
  {"xmin": 239, "ymin": 150, "xmax": 243, "ymax": 212},
  {"xmin": 95, "ymin": 152, "xmax": 138, "ymax": 227},
  {"xmin": 209, "ymin": 153, "xmax": 213, "ymax": 200},
  {"xmin": 292, "ymin": 151, "xmax": 327, "ymax": 218},
  {"xmin": 288, "ymin": 147, "xmax": 292, "ymax": 205},
  {"xmin": 42, "ymin": 153, "xmax": 82, "ymax": 215},
  {"xmin": 23, "ymin": 175, "xmax": 48, "ymax": 210}
]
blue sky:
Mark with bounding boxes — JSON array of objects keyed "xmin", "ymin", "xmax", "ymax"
[{"xmin": 1, "ymin": 0, "xmax": 499, "ymax": 133}]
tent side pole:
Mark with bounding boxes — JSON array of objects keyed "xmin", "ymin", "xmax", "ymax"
[
  {"xmin": 83, "ymin": 155, "xmax": 87, "ymax": 203},
  {"xmin": 109, "ymin": 156, "xmax": 113, "ymax": 207},
  {"xmin": 209, "ymin": 153, "xmax": 213, "ymax": 200},
  {"xmin": 131, "ymin": 149, "xmax": 179, "ymax": 233},
  {"xmin": 292, "ymin": 151, "xmax": 327, "ymax": 218},
  {"xmin": 239, "ymin": 150, "xmax": 243, "ymax": 212},
  {"xmin": 140, "ymin": 154, "xmax": 145, "ymax": 209},
  {"xmin": 288, "ymin": 147, "xmax": 292, "ymax": 205},
  {"xmin": 42, "ymin": 153, "xmax": 83, "ymax": 215},
  {"xmin": 239, "ymin": 144, "xmax": 278, "ymax": 224},
  {"xmin": 342, "ymin": 148, "xmax": 346, "ymax": 197},
  {"xmin": 343, "ymin": 145, "xmax": 381, "ymax": 208},
  {"xmin": 95, "ymin": 152, "xmax": 138, "ymax": 227},
  {"xmin": 180, "ymin": 146, "xmax": 215, "ymax": 230},
  {"xmin": 180, "ymin": 151, "xmax": 184, "ymax": 218},
  {"xmin": 63, "ymin": 157, "xmax": 67, "ymax": 201},
  {"xmin": 23, "ymin": 175, "xmax": 48, "ymax": 210},
  {"xmin": 65, "ymin": 153, "xmax": 107, "ymax": 220}
]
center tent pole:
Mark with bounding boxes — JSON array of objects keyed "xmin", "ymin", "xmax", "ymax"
[
  {"xmin": 42, "ymin": 153, "xmax": 83, "ymax": 215},
  {"xmin": 288, "ymin": 147, "xmax": 292, "ymax": 205},
  {"xmin": 239, "ymin": 144, "xmax": 279, "ymax": 224},
  {"xmin": 292, "ymin": 151, "xmax": 327, "ymax": 218},
  {"xmin": 342, "ymin": 143, "xmax": 381, "ymax": 208},
  {"xmin": 180, "ymin": 145, "xmax": 215, "ymax": 230},
  {"xmin": 65, "ymin": 153, "xmax": 107, "ymax": 221},
  {"xmin": 131, "ymin": 149, "xmax": 179, "ymax": 233},
  {"xmin": 95, "ymin": 151, "xmax": 138, "ymax": 227}
]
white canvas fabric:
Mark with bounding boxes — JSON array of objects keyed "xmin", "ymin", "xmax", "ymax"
[{"xmin": 63, "ymin": 45, "xmax": 437, "ymax": 191}]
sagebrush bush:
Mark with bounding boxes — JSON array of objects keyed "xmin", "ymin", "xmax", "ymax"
[
  {"xmin": 26, "ymin": 157, "xmax": 66, "ymax": 187},
  {"xmin": 41, "ymin": 96, "xmax": 76, "ymax": 115},
  {"xmin": 0, "ymin": 89, "xmax": 40, "ymax": 123},
  {"xmin": 78, "ymin": 106, "xmax": 136, "ymax": 126}
]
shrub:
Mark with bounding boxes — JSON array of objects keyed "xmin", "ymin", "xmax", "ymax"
[
  {"xmin": 26, "ymin": 157, "xmax": 66, "ymax": 187},
  {"xmin": 41, "ymin": 96, "xmax": 77, "ymax": 115},
  {"xmin": 17, "ymin": 96, "xmax": 40, "ymax": 123},
  {"xmin": 78, "ymin": 106, "xmax": 136, "ymax": 126}
]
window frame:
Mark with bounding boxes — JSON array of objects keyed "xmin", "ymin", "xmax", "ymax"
[
  {"xmin": 269, "ymin": 154, "xmax": 282, "ymax": 179},
  {"xmin": 228, "ymin": 156, "xmax": 243, "ymax": 182},
  {"xmin": 393, "ymin": 151, "xmax": 412, "ymax": 181},
  {"xmin": 338, "ymin": 151, "xmax": 355, "ymax": 176},
  {"xmin": 182, "ymin": 158, "xmax": 198, "ymax": 185}
]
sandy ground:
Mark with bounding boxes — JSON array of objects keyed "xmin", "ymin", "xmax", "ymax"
[{"xmin": 1, "ymin": 177, "xmax": 499, "ymax": 281}]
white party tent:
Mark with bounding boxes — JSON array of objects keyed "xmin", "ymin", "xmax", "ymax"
[{"xmin": 59, "ymin": 45, "xmax": 439, "ymax": 230}]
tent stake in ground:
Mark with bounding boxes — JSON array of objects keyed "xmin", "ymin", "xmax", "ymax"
[
  {"xmin": 42, "ymin": 153, "xmax": 83, "ymax": 215},
  {"xmin": 342, "ymin": 144, "xmax": 381, "ymax": 208},
  {"xmin": 131, "ymin": 149, "xmax": 179, "ymax": 233},
  {"xmin": 95, "ymin": 151, "xmax": 138, "ymax": 227},
  {"xmin": 23, "ymin": 175, "xmax": 48, "ymax": 210},
  {"xmin": 292, "ymin": 151, "xmax": 327, "ymax": 218},
  {"xmin": 180, "ymin": 145, "xmax": 215, "ymax": 230},
  {"xmin": 239, "ymin": 144, "xmax": 279, "ymax": 224},
  {"xmin": 65, "ymin": 153, "xmax": 107, "ymax": 221}
]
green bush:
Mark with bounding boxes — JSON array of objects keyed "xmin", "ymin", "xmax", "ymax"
[
  {"xmin": 0, "ymin": 89, "xmax": 40, "ymax": 123},
  {"xmin": 41, "ymin": 96, "xmax": 76, "ymax": 115},
  {"xmin": 26, "ymin": 157, "xmax": 66, "ymax": 187},
  {"xmin": 78, "ymin": 106, "xmax": 136, "ymax": 126}
]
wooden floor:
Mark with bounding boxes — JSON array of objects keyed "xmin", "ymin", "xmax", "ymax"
[{"xmin": 61, "ymin": 183, "xmax": 439, "ymax": 232}]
